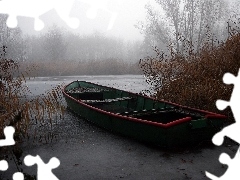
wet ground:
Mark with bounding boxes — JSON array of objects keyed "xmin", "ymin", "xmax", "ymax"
[{"xmin": 1, "ymin": 75, "xmax": 238, "ymax": 179}]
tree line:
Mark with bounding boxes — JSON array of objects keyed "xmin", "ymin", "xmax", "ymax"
[
  {"xmin": 136, "ymin": 0, "xmax": 238, "ymax": 56},
  {"xmin": 0, "ymin": 15, "xmax": 145, "ymax": 76},
  {"xmin": 1, "ymin": 0, "xmax": 239, "ymax": 76},
  {"xmin": 138, "ymin": 0, "xmax": 240, "ymax": 119}
]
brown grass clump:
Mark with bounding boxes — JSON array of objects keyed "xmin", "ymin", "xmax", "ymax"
[
  {"xmin": 139, "ymin": 24, "xmax": 240, "ymax": 121},
  {"xmin": 0, "ymin": 58, "xmax": 64, "ymax": 139}
]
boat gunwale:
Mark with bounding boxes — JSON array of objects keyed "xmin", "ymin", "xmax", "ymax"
[{"xmin": 62, "ymin": 81, "xmax": 226, "ymax": 128}]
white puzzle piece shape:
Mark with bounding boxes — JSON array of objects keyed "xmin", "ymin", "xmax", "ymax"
[
  {"xmin": 12, "ymin": 172, "xmax": 24, "ymax": 180},
  {"xmin": 80, "ymin": 0, "xmax": 118, "ymax": 30},
  {"xmin": 0, "ymin": 0, "xmax": 118, "ymax": 31},
  {"xmin": 0, "ymin": 126, "xmax": 15, "ymax": 147},
  {"xmin": 0, "ymin": 160, "xmax": 8, "ymax": 171},
  {"xmin": 24, "ymin": 155, "xmax": 60, "ymax": 180},
  {"xmin": 206, "ymin": 148, "xmax": 240, "ymax": 180},
  {"xmin": 206, "ymin": 69, "xmax": 240, "ymax": 179},
  {"xmin": 0, "ymin": 0, "xmax": 78, "ymax": 31}
]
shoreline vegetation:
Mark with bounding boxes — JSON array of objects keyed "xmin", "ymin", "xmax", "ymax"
[
  {"xmin": 140, "ymin": 21, "xmax": 240, "ymax": 121},
  {"xmin": 19, "ymin": 60, "xmax": 141, "ymax": 77},
  {"xmin": 0, "ymin": 59, "xmax": 65, "ymax": 138}
]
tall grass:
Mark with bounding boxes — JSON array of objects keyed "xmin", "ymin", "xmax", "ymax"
[
  {"xmin": 0, "ymin": 59, "xmax": 64, "ymax": 139},
  {"xmin": 139, "ymin": 20, "xmax": 240, "ymax": 121}
]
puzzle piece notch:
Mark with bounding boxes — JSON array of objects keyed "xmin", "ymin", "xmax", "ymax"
[
  {"xmin": 52, "ymin": 0, "xmax": 80, "ymax": 29},
  {"xmin": 214, "ymin": 69, "xmax": 240, "ymax": 146},
  {"xmin": 12, "ymin": 172, "xmax": 24, "ymax": 180},
  {"xmin": 0, "ymin": 0, "xmax": 79, "ymax": 31},
  {"xmin": 216, "ymin": 72, "xmax": 237, "ymax": 110},
  {"xmin": 216, "ymin": 100, "xmax": 229, "ymax": 111},
  {"xmin": 81, "ymin": 0, "xmax": 111, "ymax": 18},
  {"xmin": 207, "ymin": 69, "xmax": 240, "ymax": 179},
  {"xmin": 0, "ymin": 126, "xmax": 15, "ymax": 147},
  {"xmin": 7, "ymin": 15, "xmax": 44, "ymax": 31},
  {"xmin": 24, "ymin": 155, "xmax": 60, "ymax": 180},
  {"xmin": 216, "ymin": 69, "xmax": 240, "ymax": 121},
  {"xmin": 0, "ymin": 160, "xmax": 8, "ymax": 171},
  {"xmin": 206, "ymin": 148, "xmax": 240, "ymax": 180},
  {"xmin": 0, "ymin": 0, "xmax": 118, "ymax": 31},
  {"xmin": 80, "ymin": 0, "xmax": 118, "ymax": 30},
  {"xmin": 211, "ymin": 122, "xmax": 240, "ymax": 146}
]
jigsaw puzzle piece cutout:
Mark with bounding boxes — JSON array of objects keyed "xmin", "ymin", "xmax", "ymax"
[
  {"xmin": 80, "ymin": 0, "xmax": 118, "ymax": 30},
  {"xmin": 0, "ymin": 0, "xmax": 58, "ymax": 31},
  {"xmin": 86, "ymin": 6, "xmax": 98, "ymax": 19},
  {"xmin": 214, "ymin": 69, "xmax": 240, "ymax": 146},
  {"xmin": 212, "ymin": 122, "xmax": 240, "ymax": 146},
  {"xmin": 209, "ymin": 69, "xmax": 240, "ymax": 179},
  {"xmin": 0, "ymin": 0, "xmax": 118, "ymax": 31},
  {"xmin": 24, "ymin": 155, "xmax": 60, "ymax": 180},
  {"xmin": 0, "ymin": 126, "xmax": 15, "ymax": 147},
  {"xmin": 54, "ymin": 0, "xmax": 79, "ymax": 29},
  {"xmin": 12, "ymin": 172, "xmax": 24, "ymax": 180},
  {"xmin": 222, "ymin": 72, "xmax": 236, "ymax": 85},
  {"xmin": 206, "ymin": 147, "xmax": 240, "ymax": 180},
  {"xmin": 216, "ymin": 100, "xmax": 229, "ymax": 111},
  {"xmin": 0, "ymin": 160, "xmax": 8, "ymax": 171},
  {"xmin": 6, "ymin": 15, "xmax": 18, "ymax": 29},
  {"xmin": 0, "ymin": 0, "xmax": 80, "ymax": 30},
  {"xmin": 217, "ymin": 70, "xmax": 240, "ymax": 120}
]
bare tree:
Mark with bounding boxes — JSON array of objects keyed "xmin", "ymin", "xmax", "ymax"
[
  {"xmin": 137, "ymin": 0, "xmax": 227, "ymax": 55},
  {"xmin": 135, "ymin": 3, "xmax": 171, "ymax": 55},
  {"xmin": 0, "ymin": 14, "xmax": 25, "ymax": 61}
]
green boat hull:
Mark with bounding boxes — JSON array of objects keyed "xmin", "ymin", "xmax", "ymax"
[{"xmin": 63, "ymin": 81, "xmax": 226, "ymax": 147}]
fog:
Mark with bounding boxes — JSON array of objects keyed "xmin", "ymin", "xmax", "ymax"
[
  {"xmin": 17, "ymin": 0, "xmax": 154, "ymax": 41},
  {"xmin": 0, "ymin": 0, "xmax": 239, "ymax": 76}
]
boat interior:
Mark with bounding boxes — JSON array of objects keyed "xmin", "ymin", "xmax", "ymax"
[{"xmin": 66, "ymin": 82, "xmax": 204, "ymax": 124}]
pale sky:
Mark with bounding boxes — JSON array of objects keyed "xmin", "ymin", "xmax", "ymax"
[{"xmin": 17, "ymin": 0, "xmax": 157, "ymax": 41}]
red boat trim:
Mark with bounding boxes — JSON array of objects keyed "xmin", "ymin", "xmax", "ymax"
[
  {"xmin": 205, "ymin": 114, "xmax": 226, "ymax": 119},
  {"xmin": 62, "ymin": 81, "xmax": 226, "ymax": 128}
]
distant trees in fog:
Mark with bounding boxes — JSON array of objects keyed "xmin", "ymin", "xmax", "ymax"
[
  {"xmin": 43, "ymin": 25, "xmax": 67, "ymax": 61},
  {"xmin": 0, "ymin": 14, "xmax": 145, "ymax": 76},
  {"xmin": 18, "ymin": 24, "xmax": 145, "ymax": 75},
  {"xmin": 24, "ymin": 25, "xmax": 144, "ymax": 64}
]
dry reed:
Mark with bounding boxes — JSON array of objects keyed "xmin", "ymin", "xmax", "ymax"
[
  {"xmin": 139, "ymin": 19, "xmax": 240, "ymax": 121},
  {"xmin": 0, "ymin": 58, "xmax": 64, "ymax": 139}
]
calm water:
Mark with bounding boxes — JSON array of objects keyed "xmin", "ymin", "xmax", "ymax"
[{"xmin": 26, "ymin": 75, "xmax": 151, "ymax": 96}]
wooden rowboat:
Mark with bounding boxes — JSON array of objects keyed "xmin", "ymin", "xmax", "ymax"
[{"xmin": 63, "ymin": 81, "xmax": 226, "ymax": 147}]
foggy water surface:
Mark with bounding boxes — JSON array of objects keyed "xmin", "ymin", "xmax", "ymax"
[{"xmin": 26, "ymin": 75, "xmax": 150, "ymax": 96}]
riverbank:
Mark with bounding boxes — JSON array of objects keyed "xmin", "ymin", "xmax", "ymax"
[{"xmin": 1, "ymin": 75, "xmax": 237, "ymax": 179}]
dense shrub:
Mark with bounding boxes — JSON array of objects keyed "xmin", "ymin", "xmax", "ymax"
[{"xmin": 140, "ymin": 23, "xmax": 240, "ymax": 121}]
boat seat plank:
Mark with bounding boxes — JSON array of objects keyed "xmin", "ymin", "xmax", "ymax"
[
  {"xmin": 120, "ymin": 107, "xmax": 176, "ymax": 116},
  {"xmin": 66, "ymin": 87, "xmax": 110, "ymax": 94},
  {"xmin": 82, "ymin": 97, "xmax": 132, "ymax": 104}
]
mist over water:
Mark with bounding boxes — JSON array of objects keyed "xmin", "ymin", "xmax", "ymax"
[{"xmin": 26, "ymin": 75, "xmax": 149, "ymax": 96}]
